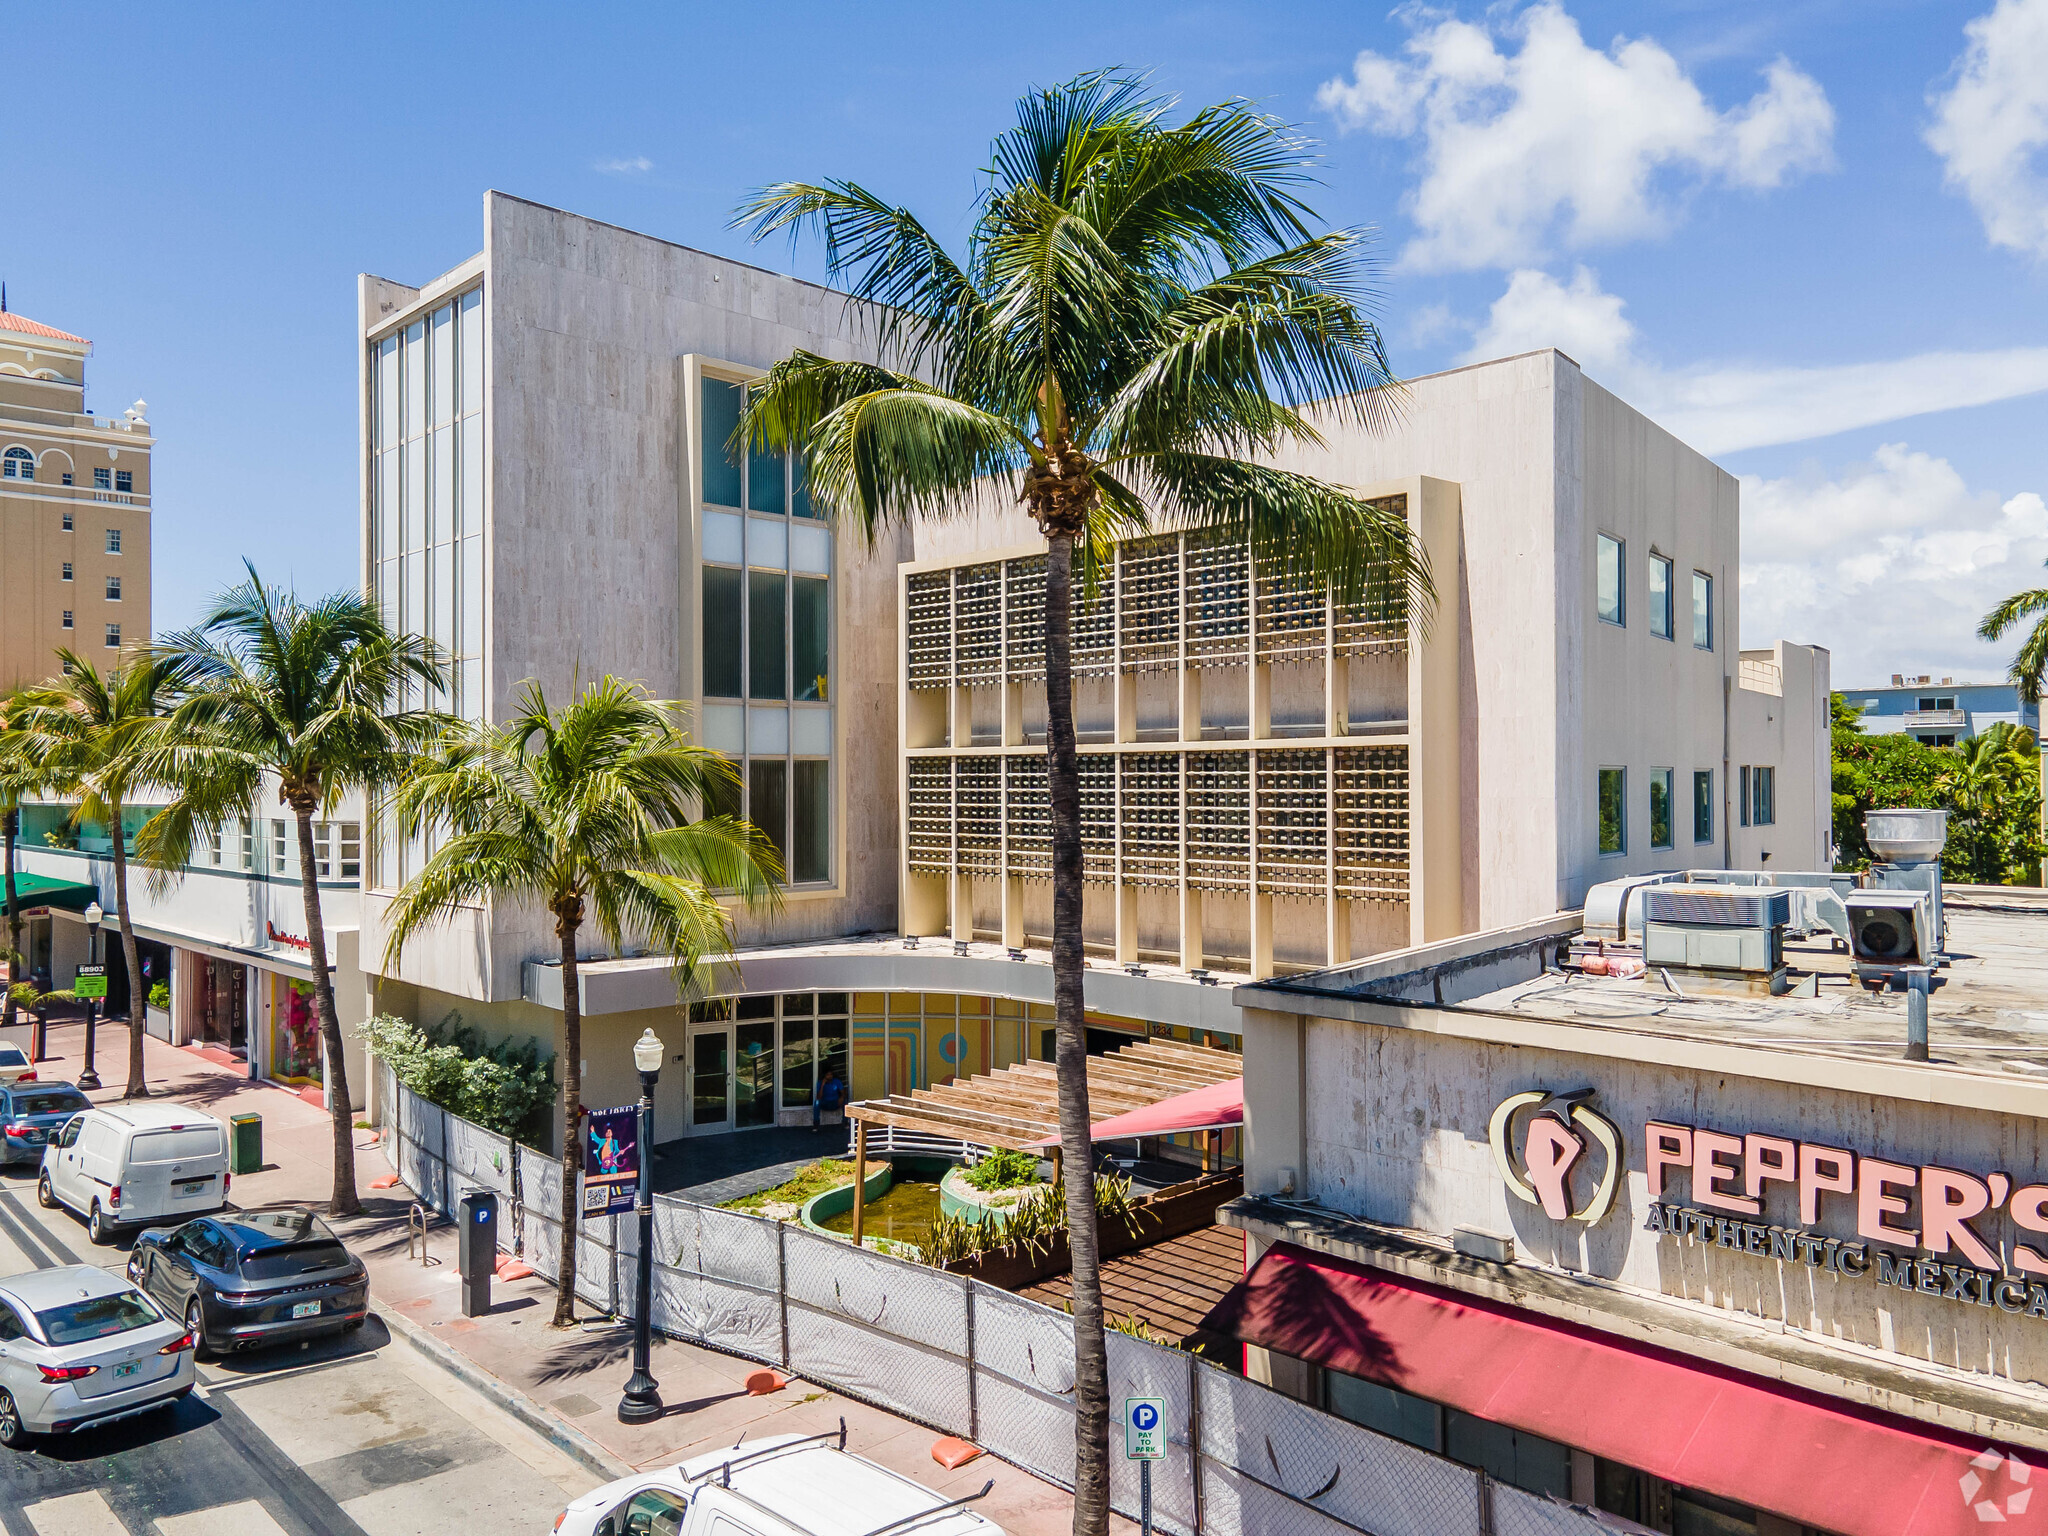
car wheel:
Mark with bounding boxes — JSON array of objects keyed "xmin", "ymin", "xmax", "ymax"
[
  {"xmin": 35, "ymin": 1171, "xmax": 56, "ymax": 1209},
  {"xmin": 0, "ymin": 1389, "xmax": 29, "ymax": 1450},
  {"xmin": 186, "ymin": 1298, "xmax": 214, "ymax": 1363},
  {"xmin": 87, "ymin": 1203, "xmax": 111, "ymax": 1246}
]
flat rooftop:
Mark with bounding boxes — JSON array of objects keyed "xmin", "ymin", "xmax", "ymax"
[{"xmin": 1244, "ymin": 887, "xmax": 2048, "ymax": 1091}]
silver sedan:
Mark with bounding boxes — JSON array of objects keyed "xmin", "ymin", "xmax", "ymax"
[{"xmin": 0, "ymin": 1265, "xmax": 195, "ymax": 1445}]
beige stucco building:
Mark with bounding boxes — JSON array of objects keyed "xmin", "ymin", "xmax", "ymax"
[{"xmin": 0, "ymin": 310, "xmax": 153, "ymax": 689}]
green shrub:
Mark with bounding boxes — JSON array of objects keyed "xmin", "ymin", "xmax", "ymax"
[
  {"xmin": 962, "ymin": 1147, "xmax": 1039, "ymax": 1191},
  {"xmin": 147, "ymin": 982, "xmax": 171, "ymax": 1012},
  {"xmin": 356, "ymin": 1012, "xmax": 557, "ymax": 1144}
]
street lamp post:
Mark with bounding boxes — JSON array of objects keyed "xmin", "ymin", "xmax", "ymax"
[
  {"xmin": 77, "ymin": 901, "xmax": 103, "ymax": 1091},
  {"xmin": 618, "ymin": 1027, "xmax": 665, "ymax": 1425}
]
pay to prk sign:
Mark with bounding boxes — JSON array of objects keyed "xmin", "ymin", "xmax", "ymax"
[{"xmin": 1125, "ymin": 1397, "xmax": 1165, "ymax": 1460}]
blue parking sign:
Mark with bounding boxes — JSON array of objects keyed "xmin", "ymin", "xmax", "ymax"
[{"xmin": 1124, "ymin": 1396, "xmax": 1165, "ymax": 1459}]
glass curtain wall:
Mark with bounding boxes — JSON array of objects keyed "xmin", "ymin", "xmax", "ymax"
[
  {"xmin": 369, "ymin": 286, "xmax": 484, "ymax": 889},
  {"xmin": 699, "ymin": 374, "xmax": 833, "ymax": 885}
]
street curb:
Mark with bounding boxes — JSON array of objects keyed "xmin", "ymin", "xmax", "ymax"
[{"xmin": 375, "ymin": 1301, "xmax": 637, "ymax": 1483}]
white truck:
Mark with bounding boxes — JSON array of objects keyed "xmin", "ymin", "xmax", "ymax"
[{"xmin": 553, "ymin": 1425, "xmax": 1003, "ymax": 1536}]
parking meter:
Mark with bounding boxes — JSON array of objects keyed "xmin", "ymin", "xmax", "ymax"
[{"xmin": 457, "ymin": 1187, "xmax": 498, "ymax": 1317}]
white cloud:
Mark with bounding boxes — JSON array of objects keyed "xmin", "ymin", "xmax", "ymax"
[
  {"xmin": 1317, "ymin": 2, "xmax": 1834, "ymax": 271},
  {"xmin": 1455, "ymin": 265, "xmax": 2048, "ymax": 453},
  {"xmin": 1740, "ymin": 445, "xmax": 2048, "ymax": 681},
  {"xmin": 595, "ymin": 156, "xmax": 654, "ymax": 176},
  {"xmin": 1927, "ymin": 0, "xmax": 2048, "ymax": 260}
]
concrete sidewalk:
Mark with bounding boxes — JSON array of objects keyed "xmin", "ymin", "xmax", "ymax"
[{"xmin": 10, "ymin": 1021, "xmax": 1109, "ymax": 1536}]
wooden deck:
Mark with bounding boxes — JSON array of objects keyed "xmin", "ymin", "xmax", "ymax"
[{"xmin": 1020, "ymin": 1223, "xmax": 1246, "ymax": 1355}]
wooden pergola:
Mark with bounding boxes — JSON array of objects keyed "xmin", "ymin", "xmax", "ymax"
[{"xmin": 843, "ymin": 1036, "xmax": 1242, "ymax": 1245}]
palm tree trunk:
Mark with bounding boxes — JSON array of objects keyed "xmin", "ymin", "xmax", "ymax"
[
  {"xmin": 3, "ymin": 807, "xmax": 19, "ymax": 1030},
  {"xmin": 553, "ymin": 920, "xmax": 584, "ymax": 1328},
  {"xmin": 1044, "ymin": 532, "xmax": 1109, "ymax": 1536},
  {"xmin": 293, "ymin": 804, "xmax": 360, "ymax": 1215},
  {"xmin": 108, "ymin": 796, "xmax": 150, "ymax": 1100}
]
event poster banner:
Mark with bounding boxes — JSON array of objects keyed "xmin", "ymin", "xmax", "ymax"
[{"xmin": 583, "ymin": 1105, "xmax": 640, "ymax": 1215}]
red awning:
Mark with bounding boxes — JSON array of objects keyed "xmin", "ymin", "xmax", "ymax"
[
  {"xmin": 1032, "ymin": 1077, "xmax": 1243, "ymax": 1147},
  {"xmin": 1203, "ymin": 1243, "xmax": 2028, "ymax": 1536}
]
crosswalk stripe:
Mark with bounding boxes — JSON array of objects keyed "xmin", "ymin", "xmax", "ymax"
[
  {"xmin": 153, "ymin": 1499, "xmax": 290, "ymax": 1536},
  {"xmin": 22, "ymin": 1489, "xmax": 124, "ymax": 1536}
]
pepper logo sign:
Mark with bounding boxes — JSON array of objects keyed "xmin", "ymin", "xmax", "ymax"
[{"xmin": 1489, "ymin": 1089, "xmax": 1624, "ymax": 1224}]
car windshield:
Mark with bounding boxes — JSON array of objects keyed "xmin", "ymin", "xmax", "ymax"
[
  {"xmin": 9, "ymin": 1090, "xmax": 89, "ymax": 1118},
  {"xmin": 36, "ymin": 1291, "xmax": 160, "ymax": 1345}
]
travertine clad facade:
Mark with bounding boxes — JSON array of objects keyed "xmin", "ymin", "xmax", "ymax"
[{"xmin": 0, "ymin": 311, "xmax": 152, "ymax": 688}]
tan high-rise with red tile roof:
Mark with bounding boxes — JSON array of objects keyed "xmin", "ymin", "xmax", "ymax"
[{"xmin": 0, "ymin": 309, "xmax": 152, "ymax": 689}]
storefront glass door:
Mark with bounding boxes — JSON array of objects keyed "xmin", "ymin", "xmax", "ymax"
[
  {"xmin": 735, "ymin": 1020, "xmax": 775, "ymax": 1128},
  {"xmin": 691, "ymin": 1030, "xmax": 730, "ymax": 1132},
  {"xmin": 690, "ymin": 1023, "xmax": 779, "ymax": 1134}
]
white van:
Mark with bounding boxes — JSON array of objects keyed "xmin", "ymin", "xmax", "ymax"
[{"xmin": 38, "ymin": 1104, "xmax": 231, "ymax": 1245}]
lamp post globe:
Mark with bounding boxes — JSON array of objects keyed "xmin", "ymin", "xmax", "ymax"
[
  {"xmin": 77, "ymin": 901, "xmax": 105, "ymax": 1090},
  {"xmin": 618, "ymin": 1026, "xmax": 666, "ymax": 1424}
]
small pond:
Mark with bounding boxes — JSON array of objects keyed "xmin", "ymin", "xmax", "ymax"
[{"xmin": 816, "ymin": 1175, "xmax": 944, "ymax": 1247}]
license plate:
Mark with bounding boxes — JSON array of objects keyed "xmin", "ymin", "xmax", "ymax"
[
  {"xmin": 22, "ymin": 1131, "xmax": 43, "ymax": 1144},
  {"xmin": 177, "ymin": 1179, "xmax": 210, "ymax": 1195},
  {"xmin": 291, "ymin": 1301, "xmax": 321, "ymax": 1319},
  {"xmin": 113, "ymin": 1361, "xmax": 138, "ymax": 1378}
]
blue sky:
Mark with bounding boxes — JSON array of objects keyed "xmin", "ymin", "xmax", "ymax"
[{"xmin": 6, "ymin": 1, "xmax": 2045, "ymax": 685}]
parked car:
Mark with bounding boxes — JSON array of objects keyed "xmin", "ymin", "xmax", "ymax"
[
  {"xmin": 553, "ymin": 1428, "xmax": 1001, "ymax": 1536},
  {"xmin": 0, "ymin": 1264, "xmax": 195, "ymax": 1446},
  {"xmin": 38, "ymin": 1103, "xmax": 230, "ymax": 1244},
  {"xmin": 128, "ymin": 1207, "xmax": 368, "ymax": 1358},
  {"xmin": 0, "ymin": 1084, "xmax": 91, "ymax": 1166},
  {"xmin": 0, "ymin": 1046, "xmax": 37, "ymax": 1087}
]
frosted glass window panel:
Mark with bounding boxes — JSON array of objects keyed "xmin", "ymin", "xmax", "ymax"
[
  {"xmin": 790, "ymin": 523, "xmax": 832, "ymax": 575},
  {"xmin": 402, "ymin": 550, "xmax": 425, "ymax": 639},
  {"xmin": 793, "ymin": 577, "xmax": 828, "ymax": 701},
  {"xmin": 459, "ymin": 287, "xmax": 483, "ymax": 414},
  {"xmin": 701, "ymin": 379, "xmax": 743, "ymax": 507},
  {"xmin": 748, "ymin": 517, "xmax": 787, "ymax": 571},
  {"xmin": 702, "ymin": 567, "xmax": 743, "ymax": 697},
  {"xmin": 377, "ymin": 452, "xmax": 400, "ymax": 560},
  {"xmin": 459, "ymin": 659, "xmax": 482, "ymax": 724},
  {"xmin": 702, "ymin": 511, "xmax": 743, "ymax": 566},
  {"xmin": 431, "ymin": 305, "xmax": 455, "ymax": 427},
  {"xmin": 403, "ymin": 443, "xmax": 425, "ymax": 552},
  {"xmin": 432, "ymin": 545, "xmax": 456, "ymax": 677},
  {"xmin": 404, "ymin": 321, "xmax": 426, "ymax": 440},
  {"xmin": 702, "ymin": 704, "xmax": 744, "ymax": 755},
  {"xmin": 461, "ymin": 417, "xmax": 483, "ymax": 537},
  {"xmin": 747, "ymin": 442, "xmax": 786, "ymax": 515},
  {"xmin": 432, "ymin": 424, "xmax": 454, "ymax": 543},
  {"xmin": 748, "ymin": 706, "xmax": 789, "ymax": 757},
  {"xmin": 792, "ymin": 706, "xmax": 831, "ymax": 757},
  {"xmin": 378, "ymin": 561, "xmax": 400, "ymax": 632},
  {"xmin": 461, "ymin": 536, "xmax": 483, "ymax": 657},
  {"xmin": 793, "ymin": 760, "xmax": 829, "ymax": 883},
  {"xmin": 375, "ymin": 337, "xmax": 398, "ymax": 451}
]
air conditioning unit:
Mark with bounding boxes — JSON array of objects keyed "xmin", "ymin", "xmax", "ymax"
[
  {"xmin": 1844, "ymin": 890, "xmax": 1937, "ymax": 987},
  {"xmin": 1640, "ymin": 886, "xmax": 1792, "ymax": 993},
  {"xmin": 1582, "ymin": 872, "xmax": 1687, "ymax": 943}
]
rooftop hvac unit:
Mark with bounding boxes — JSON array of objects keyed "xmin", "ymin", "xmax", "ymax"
[
  {"xmin": 1864, "ymin": 808, "xmax": 1949, "ymax": 956},
  {"xmin": 1640, "ymin": 885, "xmax": 1793, "ymax": 993},
  {"xmin": 1844, "ymin": 890, "xmax": 1938, "ymax": 987},
  {"xmin": 1582, "ymin": 872, "xmax": 1687, "ymax": 943}
]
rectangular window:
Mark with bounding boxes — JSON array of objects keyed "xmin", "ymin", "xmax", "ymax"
[
  {"xmin": 1739, "ymin": 766, "xmax": 1751, "ymax": 827},
  {"xmin": 1598, "ymin": 767, "xmax": 1626, "ymax": 855},
  {"xmin": 105, "ymin": 577, "xmax": 120, "ymax": 601},
  {"xmin": 61, "ymin": 563, "xmax": 71, "ymax": 581},
  {"xmin": 702, "ymin": 567, "xmax": 743, "ymax": 697},
  {"xmin": 1693, "ymin": 771, "xmax": 1713, "ymax": 844},
  {"xmin": 749, "ymin": 760, "xmax": 788, "ymax": 865},
  {"xmin": 1648, "ymin": 554, "xmax": 1673, "ymax": 640},
  {"xmin": 270, "ymin": 819, "xmax": 288, "ymax": 873},
  {"xmin": 748, "ymin": 571, "xmax": 786, "ymax": 700},
  {"xmin": 104, "ymin": 623, "xmax": 120, "ymax": 649},
  {"xmin": 1596, "ymin": 534, "xmax": 1624, "ymax": 626},
  {"xmin": 791, "ymin": 453, "xmax": 815, "ymax": 519},
  {"xmin": 792, "ymin": 577, "xmax": 829, "ymax": 702},
  {"xmin": 1753, "ymin": 766, "xmax": 1776, "ymax": 827},
  {"xmin": 1648, "ymin": 769, "xmax": 1673, "ymax": 850},
  {"xmin": 60, "ymin": 610, "xmax": 72, "ymax": 628},
  {"xmin": 93, "ymin": 468, "xmax": 110, "ymax": 490},
  {"xmin": 1937, "ymin": 695, "xmax": 1955, "ymax": 710},
  {"xmin": 114, "ymin": 471, "xmax": 132, "ymax": 494},
  {"xmin": 1917, "ymin": 697, "xmax": 1935, "ymax": 711},
  {"xmin": 106, "ymin": 528, "xmax": 121, "ymax": 554},
  {"xmin": 60, "ymin": 472, "xmax": 71, "ymax": 486},
  {"xmin": 701, "ymin": 378, "xmax": 744, "ymax": 507},
  {"xmin": 240, "ymin": 817, "xmax": 254, "ymax": 871},
  {"xmin": 339, "ymin": 822, "xmax": 361, "ymax": 878},
  {"xmin": 780, "ymin": 1015, "xmax": 816, "ymax": 1109},
  {"xmin": 818, "ymin": 1014, "xmax": 848, "ymax": 1107},
  {"xmin": 793, "ymin": 760, "xmax": 830, "ymax": 883},
  {"xmin": 1692, "ymin": 571, "xmax": 1713, "ymax": 650},
  {"xmin": 746, "ymin": 432, "xmax": 786, "ymax": 515},
  {"xmin": 60, "ymin": 512, "xmax": 72, "ymax": 531}
]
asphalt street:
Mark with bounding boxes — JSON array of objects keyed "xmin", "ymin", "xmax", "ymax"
[{"xmin": 0, "ymin": 1166, "xmax": 596, "ymax": 1536}]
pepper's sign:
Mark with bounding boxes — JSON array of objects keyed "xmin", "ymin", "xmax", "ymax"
[{"xmin": 1489, "ymin": 1089, "xmax": 1624, "ymax": 1224}]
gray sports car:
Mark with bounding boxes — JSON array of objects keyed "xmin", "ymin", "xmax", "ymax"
[{"xmin": 128, "ymin": 1206, "xmax": 369, "ymax": 1358}]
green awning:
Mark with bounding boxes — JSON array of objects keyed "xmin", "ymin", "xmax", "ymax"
[{"xmin": 0, "ymin": 874, "xmax": 100, "ymax": 912}]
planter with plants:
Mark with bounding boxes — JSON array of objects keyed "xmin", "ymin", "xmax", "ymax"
[
  {"xmin": 939, "ymin": 1147, "xmax": 1043, "ymax": 1227},
  {"xmin": 145, "ymin": 981, "xmax": 172, "ymax": 1042}
]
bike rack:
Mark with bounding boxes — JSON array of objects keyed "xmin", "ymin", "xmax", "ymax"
[{"xmin": 407, "ymin": 1203, "xmax": 438, "ymax": 1266}]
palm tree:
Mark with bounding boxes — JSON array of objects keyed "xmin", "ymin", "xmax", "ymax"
[
  {"xmin": 11, "ymin": 652, "xmax": 180, "ymax": 1098},
  {"xmin": 137, "ymin": 564, "xmax": 447, "ymax": 1215},
  {"xmin": 0, "ymin": 692, "xmax": 43, "ymax": 1032},
  {"xmin": 1981, "ymin": 567, "xmax": 2048, "ymax": 705},
  {"xmin": 381, "ymin": 677, "xmax": 780, "ymax": 1326},
  {"xmin": 1946, "ymin": 723, "xmax": 2036, "ymax": 819},
  {"xmin": 734, "ymin": 72, "xmax": 1427, "ymax": 1530}
]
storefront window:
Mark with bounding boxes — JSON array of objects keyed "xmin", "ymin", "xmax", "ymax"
[{"xmin": 271, "ymin": 977, "xmax": 321, "ymax": 1084}]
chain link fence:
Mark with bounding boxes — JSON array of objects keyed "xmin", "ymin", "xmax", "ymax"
[{"xmin": 375, "ymin": 1070, "xmax": 1614, "ymax": 1536}]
